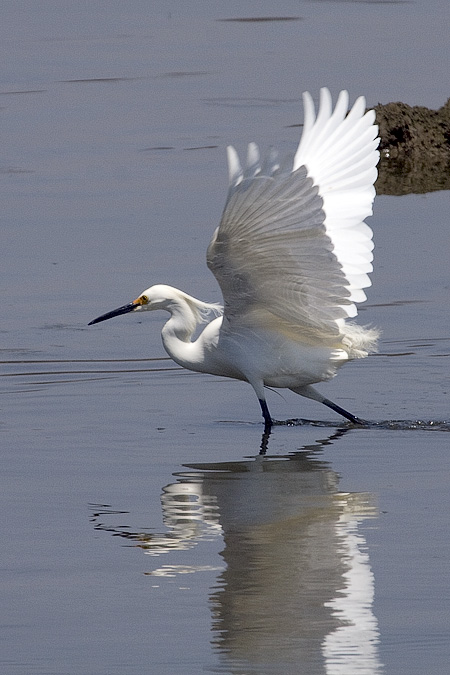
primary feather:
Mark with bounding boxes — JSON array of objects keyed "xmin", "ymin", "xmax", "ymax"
[{"xmin": 207, "ymin": 87, "xmax": 379, "ymax": 352}]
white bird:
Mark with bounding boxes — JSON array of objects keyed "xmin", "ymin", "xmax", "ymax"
[{"xmin": 89, "ymin": 88, "xmax": 379, "ymax": 431}]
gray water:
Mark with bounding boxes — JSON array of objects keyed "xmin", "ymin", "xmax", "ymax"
[{"xmin": 2, "ymin": 2, "xmax": 450, "ymax": 673}]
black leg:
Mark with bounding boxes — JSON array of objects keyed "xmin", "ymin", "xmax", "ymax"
[
  {"xmin": 259, "ymin": 398, "xmax": 272, "ymax": 433},
  {"xmin": 321, "ymin": 397, "xmax": 367, "ymax": 425}
]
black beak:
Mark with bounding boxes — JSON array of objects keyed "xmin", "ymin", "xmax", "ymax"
[{"xmin": 88, "ymin": 301, "xmax": 137, "ymax": 325}]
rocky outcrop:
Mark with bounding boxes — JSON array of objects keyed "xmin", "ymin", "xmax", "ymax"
[{"xmin": 374, "ymin": 98, "xmax": 450, "ymax": 195}]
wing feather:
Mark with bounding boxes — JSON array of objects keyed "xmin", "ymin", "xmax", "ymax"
[{"xmin": 207, "ymin": 88, "xmax": 379, "ymax": 339}]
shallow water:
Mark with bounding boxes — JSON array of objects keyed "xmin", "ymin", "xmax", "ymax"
[{"xmin": 2, "ymin": 1, "xmax": 450, "ymax": 674}]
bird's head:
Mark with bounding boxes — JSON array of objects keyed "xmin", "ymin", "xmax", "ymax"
[{"xmin": 88, "ymin": 284, "xmax": 176, "ymax": 325}]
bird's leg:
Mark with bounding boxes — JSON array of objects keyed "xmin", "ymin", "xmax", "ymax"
[
  {"xmin": 259, "ymin": 399, "xmax": 273, "ymax": 433},
  {"xmin": 320, "ymin": 397, "xmax": 367, "ymax": 425},
  {"xmin": 290, "ymin": 384, "xmax": 368, "ymax": 425}
]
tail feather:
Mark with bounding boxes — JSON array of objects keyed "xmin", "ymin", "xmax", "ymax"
[{"xmin": 342, "ymin": 322, "xmax": 379, "ymax": 359}]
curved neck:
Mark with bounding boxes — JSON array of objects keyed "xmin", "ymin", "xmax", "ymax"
[{"xmin": 160, "ymin": 297, "xmax": 203, "ymax": 368}]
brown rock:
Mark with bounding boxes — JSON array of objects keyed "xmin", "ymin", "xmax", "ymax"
[{"xmin": 374, "ymin": 98, "xmax": 450, "ymax": 195}]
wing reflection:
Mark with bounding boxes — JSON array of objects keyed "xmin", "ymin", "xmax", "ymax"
[{"xmin": 90, "ymin": 431, "xmax": 383, "ymax": 673}]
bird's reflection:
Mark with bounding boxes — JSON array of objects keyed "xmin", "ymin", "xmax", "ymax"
[{"xmin": 90, "ymin": 430, "xmax": 383, "ymax": 673}]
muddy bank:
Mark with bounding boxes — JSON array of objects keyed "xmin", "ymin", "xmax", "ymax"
[{"xmin": 374, "ymin": 97, "xmax": 450, "ymax": 195}]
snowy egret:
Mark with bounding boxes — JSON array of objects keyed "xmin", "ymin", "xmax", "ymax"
[{"xmin": 90, "ymin": 88, "xmax": 379, "ymax": 431}]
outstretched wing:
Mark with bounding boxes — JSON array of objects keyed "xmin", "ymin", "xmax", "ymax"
[{"xmin": 207, "ymin": 88, "xmax": 379, "ymax": 340}]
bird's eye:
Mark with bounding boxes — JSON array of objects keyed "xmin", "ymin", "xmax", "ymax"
[{"xmin": 140, "ymin": 295, "xmax": 149, "ymax": 305}]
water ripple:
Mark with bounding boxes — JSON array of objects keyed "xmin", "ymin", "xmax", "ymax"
[{"xmin": 273, "ymin": 418, "xmax": 450, "ymax": 431}]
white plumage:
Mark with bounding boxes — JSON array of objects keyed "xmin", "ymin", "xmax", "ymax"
[{"xmin": 90, "ymin": 88, "xmax": 380, "ymax": 431}]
